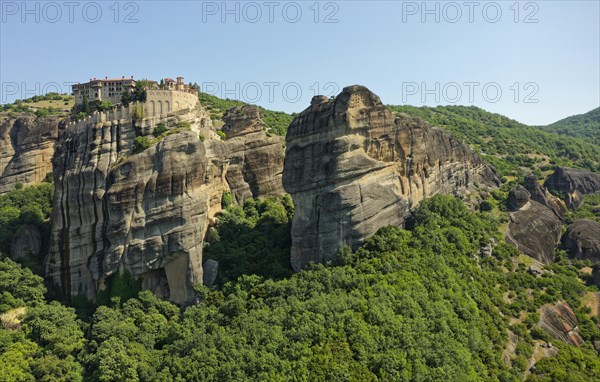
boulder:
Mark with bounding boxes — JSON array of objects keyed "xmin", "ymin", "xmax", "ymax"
[
  {"xmin": 507, "ymin": 185, "xmax": 531, "ymax": 211},
  {"xmin": 544, "ymin": 167, "xmax": 600, "ymax": 209},
  {"xmin": 202, "ymin": 259, "xmax": 219, "ymax": 287},
  {"xmin": 562, "ymin": 219, "xmax": 600, "ymax": 262},
  {"xmin": 593, "ymin": 264, "xmax": 600, "ymax": 287},
  {"xmin": 538, "ymin": 301, "xmax": 584, "ymax": 347},
  {"xmin": 505, "ymin": 187, "xmax": 562, "ymax": 265},
  {"xmin": 282, "ymin": 85, "xmax": 500, "ymax": 270},
  {"xmin": 9, "ymin": 225, "xmax": 42, "ymax": 261}
]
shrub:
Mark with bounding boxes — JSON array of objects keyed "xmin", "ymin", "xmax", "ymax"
[
  {"xmin": 221, "ymin": 191, "xmax": 233, "ymax": 209},
  {"xmin": 198, "ymin": 133, "xmax": 205, "ymax": 141},
  {"xmin": 152, "ymin": 123, "xmax": 167, "ymax": 138},
  {"xmin": 177, "ymin": 121, "xmax": 191, "ymax": 129},
  {"xmin": 96, "ymin": 101, "xmax": 113, "ymax": 112},
  {"xmin": 132, "ymin": 136, "xmax": 150, "ymax": 154},
  {"xmin": 217, "ymin": 130, "xmax": 226, "ymax": 140}
]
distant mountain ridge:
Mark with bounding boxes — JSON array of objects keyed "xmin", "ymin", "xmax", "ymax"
[{"xmin": 537, "ymin": 107, "xmax": 600, "ymax": 145}]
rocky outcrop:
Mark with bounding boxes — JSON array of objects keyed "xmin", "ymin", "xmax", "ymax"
[
  {"xmin": 9, "ymin": 225, "xmax": 42, "ymax": 261},
  {"xmin": 45, "ymin": 103, "xmax": 228, "ymax": 305},
  {"xmin": 538, "ymin": 301, "xmax": 584, "ymax": 347},
  {"xmin": 544, "ymin": 167, "xmax": 600, "ymax": 209},
  {"xmin": 505, "ymin": 187, "xmax": 562, "ymax": 265},
  {"xmin": 282, "ymin": 86, "xmax": 500, "ymax": 270},
  {"xmin": 562, "ymin": 220, "xmax": 600, "ymax": 262},
  {"xmin": 221, "ymin": 105, "xmax": 285, "ymax": 203},
  {"xmin": 0, "ymin": 114, "xmax": 62, "ymax": 193},
  {"xmin": 594, "ymin": 265, "xmax": 600, "ymax": 288},
  {"xmin": 202, "ymin": 259, "xmax": 219, "ymax": 287},
  {"xmin": 524, "ymin": 174, "xmax": 567, "ymax": 218},
  {"xmin": 507, "ymin": 185, "xmax": 531, "ymax": 210}
]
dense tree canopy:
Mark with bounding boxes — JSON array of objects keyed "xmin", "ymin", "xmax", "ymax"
[{"xmin": 1, "ymin": 194, "xmax": 599, "ymax": 381}]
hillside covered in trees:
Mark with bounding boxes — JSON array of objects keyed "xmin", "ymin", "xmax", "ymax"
[
  {"xmin": 537, "ymin": 107, "xmax": 600, "ymax": 145},
  {"xmin": 1, "ymin": 194, "xmax": 600, "ymax": 381},
  {"xmin": 1, "ymin": 93, "xmax": 599, "ymax": 381},
  {"xmin": 388, "ymin": 105, "xmax": 600, "ymax": 179}
]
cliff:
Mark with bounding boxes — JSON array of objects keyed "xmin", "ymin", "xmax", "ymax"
[
  {"xmin": 45, "ymin": 102, "xmax": 228, "ymax": 305},
  {"xmin": 45, "ymin": 101, "xmax": 286, "ymax": 304},
  {"xmin": 221, "ymin": 105, "xmax": 285, "ymax": 203},
  {"xmin": 0, "ymin": 114, "xmax": 62, "ymax": 193},
  {"xmin": 282, "ymin": 85, "xmax": 500, "ymax": 270}
]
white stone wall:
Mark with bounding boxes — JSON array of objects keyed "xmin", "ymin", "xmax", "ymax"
[
  {"xmin": 144, "ymin": 90, "xmax": 199, "ymax": 117},
  {"xmin": 67, "ymin": 90, "xmax": 201, "ymax": 135}
]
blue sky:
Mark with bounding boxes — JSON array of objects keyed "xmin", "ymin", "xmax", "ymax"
[{"xmin": 1, "ymin": 0, "xmax": 598, "ymax": 125}]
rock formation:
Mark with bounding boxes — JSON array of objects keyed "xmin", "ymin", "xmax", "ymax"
[
  {"xmin": 282, "ymin": 85, "xmax": 500, "ymax": 270},
  {"xmin": 544, "ymin": 167, "xmax": 600, "ymax": 209},
  {"xmin": 593, "ymin": 265, "xmax": 600, "ymax": 288},
  {"xmin": 562, "ymin": 220, "xmax": 600, "ymax": 262},
  {"xmin": 46, "ymin": 103, "xmax": 228, "ymax": 305},
  {"xmin": 507, "ymin": 185, "xmax": 531, "ymax": 211},
  {"xmin": 10, "ymin": 225, "xmax": 42, "ymax": 262},
  {"xmin": 523, "ymin": 174, "xmax": 567, "ymax": 218},
  {"xmin": 505, "ymin": 186, "xmax": 562, "ymax": 265},
  {"xmin": 538, "ymin": 301, "xmax": 584, "ymax": 347},
  {"xmin": 221, "ymin": 105, "xmax": 285, "ymax": 203},
  {"xmin": 45, "ymin": 100, "xmax": 287, "ymax": 304},
  {"xmin": 0, "ymin": 114, "xmax": 62, "ymax": 193}
]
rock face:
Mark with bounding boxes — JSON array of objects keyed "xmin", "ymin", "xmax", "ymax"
[
  {"xmin": 562, "ymin": 220, "xmax": 600, "ymax": 262},
  {"xmin": 282, "ymin": 85, "xmax": 500, "ymax": 270},
  {"xmin": 538, "ymin": 301, "xmax": 584, "ymax": 347},
  {"xmin": 544, "ymin": 167, "xmax": 600, "ymax": 209},
  {"xmin": 594, "ymin": 265, "xmax": 600, "ymax": 288},
  {"xmin": 10, "ymin": 225, "xmax": 42, "ymax": 261},
  {"xmin": 0, "ymin": 114, "xmax": 61, "ymax": 193},
  {"xmin": 46, "ymin": 103, "xmax": 228, "ymax": 305},
  {"xmin": 507, "ymin": 185, "xmax": 531, "ymax": 211},
  {"xmin": 524, "ymin": 174, "xmax": 567, "ymax": 218},
  {"xmin": 505, "ymin": 187, "xmax": 562, "ymax": 265},
  {"xmin": 221, "ymin": 105, "xmax": 285, "ymax": 203},
  {"xmin": 202, "ymin": 259, "xmax": 219, "ymax": 287}
]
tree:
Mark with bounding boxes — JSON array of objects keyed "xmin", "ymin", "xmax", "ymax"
[
  {"xmin": 23, "ymin": 302, "xmax": 85, "ymax": 357},
  {"xmin": 82, "ymin": 93, "xmax": 90, "ymax": 114},
  {"xmin": 120, "ymin": 92, "xmax": 131, "ymax": 107},
  {"xmin": 152, "ymin": 123, "xmax": 167, "ymax": 138},
  {"xmin": 132, "ymin": 80, "xmax": 148, "ymax": 103},
  {"xmin": 0, "ymin": 258, "xmax": 46, "ymax": 313},
  {"xmin": 96, "ymin": 101, "xmax": 112, "ymax": 112}
]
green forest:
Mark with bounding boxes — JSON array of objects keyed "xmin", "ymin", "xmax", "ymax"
[
  {"xmin": 2, "ymin": 194, "xmax": 600, "ymax": 381},
  {"xmin": 536, "ymin": 107, "xmax": 600, "ymax": 146}
]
